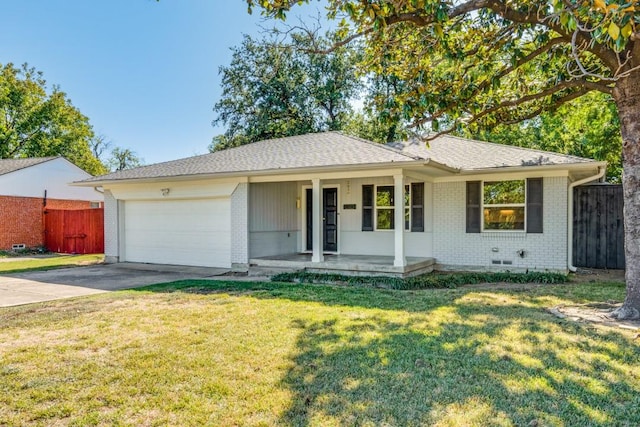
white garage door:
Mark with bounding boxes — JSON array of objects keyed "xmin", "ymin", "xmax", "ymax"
[{"xmin": 123, "ymin": 198, "xmax": 231, "ymax": 268}]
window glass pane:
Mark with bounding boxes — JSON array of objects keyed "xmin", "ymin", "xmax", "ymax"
[
  {"xmin": 377, "ymin": 209, "xmax": 394, "ymax": 230},
  {"xmin": 484, "ymin": 180, "xmax": 525, "ymax": 204},
  {"xmin": 405, "ymin": 185, "xmax": 410, "ymax": 207},
  {"xmin": 484, "ymin": 207, "xmax": 525, "ymax": 230},
  {"xmin": 376, "ymin": 186, "xmax": 394, "ymax": 207},
  {"xmin": 405, "ymin": 208, "xmax": 410, "ymax": 230}
]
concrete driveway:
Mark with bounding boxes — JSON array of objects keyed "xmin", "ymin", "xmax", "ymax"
[{"xmin": 0, "ymin": 263, "xmax": 230, "ymax": 307}]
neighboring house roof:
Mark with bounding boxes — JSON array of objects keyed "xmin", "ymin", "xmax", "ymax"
[
  {"xmin": 79, "ymin": 131, "xmax": 601, "ymax": 184},
  {"xmin": 0, "ymin": 157, "xmax": 58, "ymax": 177}
]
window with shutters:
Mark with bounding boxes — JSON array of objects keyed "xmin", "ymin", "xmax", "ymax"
[{"xmin": 467, "ymin": 179, "xmax": 543, "ymax": 233}]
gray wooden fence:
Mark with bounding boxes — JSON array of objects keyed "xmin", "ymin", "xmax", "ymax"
[{"xmin": 573, "ymin": 184, "xmax": 625, "ymax": 270}]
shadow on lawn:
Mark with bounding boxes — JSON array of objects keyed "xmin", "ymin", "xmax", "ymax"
[
  {"xmin": 138, "ymin": 280, "xmax": 639, "ymax": 425},
  {"xmin": 278, "ymin": 304, "xmax": 638, "ymax": 426}
]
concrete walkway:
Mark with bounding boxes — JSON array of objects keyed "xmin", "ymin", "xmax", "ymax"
[{"xmin": 0, "ymin": 263, "xmax": 230, "ymax": 308}]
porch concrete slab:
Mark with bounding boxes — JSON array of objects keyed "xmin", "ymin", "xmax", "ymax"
[
  {"xmin": 0, "ymin": 263, "xmax": 229, "ymax": 308},
  {"xmin": 250, "ymin": 254, "xmax": 435, "ymax": 277}
]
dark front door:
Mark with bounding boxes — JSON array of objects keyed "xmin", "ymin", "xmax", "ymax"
[
  {"xmin": 305, "ymin": 187, "xmax": 338, "ymax": 252},
  {"xmin": 323, "ymin": 187, "xmax": 338, "ymax": 252}
]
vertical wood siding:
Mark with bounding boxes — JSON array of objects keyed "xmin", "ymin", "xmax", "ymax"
[
  {"xmin": 573, "ymin": 184, "xmax": 625, "ymax": 269},
  {"xmin": 249, "ymin": 182, "xmax": 299, "ymax": 257},
  {"xmin": 249, "ymin": 182, "xmax": 298, "ymax": 232},
  {"xmin": 44, "ymin": 208, "xmax": 104, "ymax": 254}
]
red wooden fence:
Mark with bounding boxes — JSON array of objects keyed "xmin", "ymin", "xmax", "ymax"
[{"xmin": 44, "ymin": 208, "xmax": 104, "ymax": 254}]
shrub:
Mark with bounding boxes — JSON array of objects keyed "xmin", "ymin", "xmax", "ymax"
[{"xmin": 270, "ymin": 271, "xmax": 569, "ymax": 290}]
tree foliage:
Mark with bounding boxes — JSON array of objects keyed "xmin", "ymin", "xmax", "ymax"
[
  {"xmin": 107, "ymin": 147, "xmax": 143, "ymax": 172},
  {"xmin": 0, "ymin": 63, "xmax": 106, "ymax": 175},
  {"xmin": 211, "ymin": 32, "xmax": 362, "ymax": 150},
  {"xmin": 247, "ymin": 0, "xmax": 640, "ymax": 319},
  {"xmin": 464, "ymin": 92, "xmax": 622, "ymax": 182},
  {"xmin": 246, "ymin": 0, "xmax": 635, "ymax": 131}
]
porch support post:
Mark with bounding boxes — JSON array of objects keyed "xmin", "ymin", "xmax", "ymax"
[
  {"xmin": 312, "ymin": 178, "xmax": 324, "ymax": 263},
  {"xmin": 394, "ymin": 173, "xmax": 406, "ymax": 267}
]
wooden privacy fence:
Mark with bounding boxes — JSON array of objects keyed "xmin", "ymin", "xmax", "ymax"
[
  {"xmin": 573, "ymin": 184, "xmax": 625, "ymax": 270},
  {"xmin": 44, "ymin": 208, "xmax": 104, "ymax": 254}
]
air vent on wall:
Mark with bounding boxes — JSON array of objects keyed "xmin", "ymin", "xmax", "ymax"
[{"xmin": 12, "ymin": 244, "xmax": 26, "ymax": 250}]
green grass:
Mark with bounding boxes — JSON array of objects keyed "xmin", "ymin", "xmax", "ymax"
[
  {"xmin": 0, "ymin": 280, "xmax": 638, "ymax": 426},
  {"xmin": 0, "ymin": 254, "xmax": 103, "ymax": 274}
]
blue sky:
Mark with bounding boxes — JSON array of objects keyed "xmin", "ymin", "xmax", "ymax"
[{"xmin": 0, "ymin": 0, "xmax": 325, "ymax": 164}]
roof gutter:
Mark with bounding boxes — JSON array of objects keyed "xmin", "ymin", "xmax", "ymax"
[
  {"xmin": 458, "ymin": 161, "xmax": 608, "ymax": 175},
  {"xmin": 567, "ymin": 165, "xmax": 606, "ymax": 272}
]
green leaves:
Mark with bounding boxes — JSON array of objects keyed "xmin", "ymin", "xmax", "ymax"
[
  {"xmin": 0, "ymin": 63, "xmax": 106, "ymax": 175},
  {"xmin": 107, "ymin": 147, "xmax": 143, "ymax": 172},
  {"xmin": 465, "ymin": 92, "xmax": 622, "ymax": 182},
  {"xmin": 246, "ymin": 0, "xmax": 626, "ymax": 149},
  {"xmin": 211, "ymin": 33, "xmax": 362, "ymax": 150}
]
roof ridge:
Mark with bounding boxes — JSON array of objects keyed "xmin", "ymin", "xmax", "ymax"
[{"xmin": 332, "ymin": 131, "xmax": 427, "ymax": 161}]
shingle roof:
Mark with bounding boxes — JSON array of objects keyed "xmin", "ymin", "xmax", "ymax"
[
  {"xmin": 80, "ymin": 132, "xmax": 420, "ymax": 183},
  {"xmin": 0, "ymin": 157, "xmax": 58, "ymax": 176},
  {"xmin": 80, "ymin": 131, "xmax": 598, "ymax": 184},
  {"xmin": 390, "ymin": 134, "xmax": 594, "ymax": 170}
]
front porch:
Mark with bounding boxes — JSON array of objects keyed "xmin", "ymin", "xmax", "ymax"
[{"xmin": 249, "ymin": 253, "xmax": 435, "ymax": 278}]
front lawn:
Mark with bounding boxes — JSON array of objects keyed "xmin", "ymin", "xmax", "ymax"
[
  {"xmin": 0, "ymin": 280, "xmax": 637, "ymax": 426},
  {"xmin": 0, "ymin": 254, "xmax": 103, "ymax": 274}
]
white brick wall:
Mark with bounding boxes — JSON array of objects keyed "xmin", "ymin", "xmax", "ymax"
[
  {"xmin": 230, "ymin": 182, "xmax": 249, "ymax": 266},
  {"xmin": 433, "ymin": 177, "xmax": 568, "ymax": 271},
  {"xmin": 103, "ymin": 190, "xmax": 119, "ymax": 263}
]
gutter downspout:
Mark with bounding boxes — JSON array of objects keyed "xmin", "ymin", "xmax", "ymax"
[{"xmin": 567, "ymin": 166, "xmax": 606, "ymax": 272}]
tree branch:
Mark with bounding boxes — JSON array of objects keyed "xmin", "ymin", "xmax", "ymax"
[
  {"xmin": 469, "ymin": 80, "xmax": 610, "ymax": 124},
  {"xmin": 483, "ymin": 0, "xmax": 619, "ymax": 70}
]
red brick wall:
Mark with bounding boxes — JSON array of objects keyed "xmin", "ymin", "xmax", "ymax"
[{"xmin": 0, "ymin": 196, "xmax": 96, "ymax": 250}]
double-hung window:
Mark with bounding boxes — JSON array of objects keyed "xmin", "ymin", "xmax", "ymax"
[
  {"xmin": 376, "ymin": 186, "xmax": 395, "ymax": 230},
  {"xmin": 362, "ymin": 183, "xmax": 425, "ymax": 231},
  {"xmin": 483, "ymin": 180, "xmax": 526, "ymax": 231}
]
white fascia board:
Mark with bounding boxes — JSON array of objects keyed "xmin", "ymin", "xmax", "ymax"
[
  {"xmin": 432, "ymin": 162, "xmax": 606, "ymax": 183},
  {"xmin": 74, "ymin": 174, "xmax": 249, "ymax": 187},
  {"xmin": 105, "ymin": 177, "xmax": 245, "ymax": 200},
  {"xmin": 75, "ymin": 161, "xmax": 427, "ymax": 186}
]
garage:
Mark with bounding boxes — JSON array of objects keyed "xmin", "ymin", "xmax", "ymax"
[{"xmin": 123, "ymin": 198, "xmax": 231, "ymax": 268}]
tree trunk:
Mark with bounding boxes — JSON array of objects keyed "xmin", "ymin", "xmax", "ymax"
[{"xmin": 612, "ymin": 74, "xmax": 640, "ymax": 320}]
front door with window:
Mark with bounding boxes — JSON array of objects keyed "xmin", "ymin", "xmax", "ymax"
[{"xmin": 305, "ymin": 187, "xmax": 338, "ymax": 252}]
